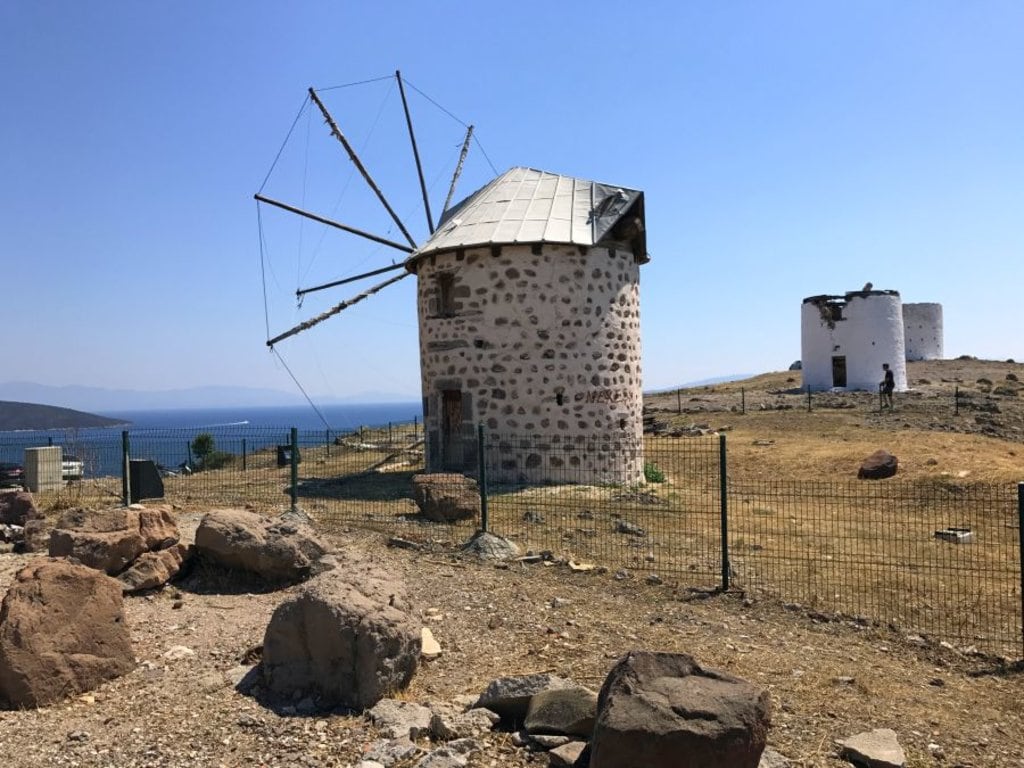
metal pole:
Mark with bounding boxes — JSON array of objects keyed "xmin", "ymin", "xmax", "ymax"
[
  {"xmin": 242, "ymin": 438, "xmax": 247, "ymax": 472},
  {"xmin": 955, "ymin": 386, "xmax": 960, "ymax": 416},
  {"xmin": 1018, "ymin": 483, "xmax": 1023, "ymax": 656},
  {"xmin": 807, "ymin": 385, "xmax": 812, "ymax": 412},
  {"xmin": 290, "ymin": 427, "xmax": 299, "ymax": 515},
  {"xmin": 741, "ymin": 387, "xmax": 746, "ymax": 415},
  {"xmin": 325, "ymin": 429, "xmax": 330, "ymax": 456},
  {"xmin": 478, "ymin": 423, "xmax": 489, "ymax": 533},
  {"xmin": 720, "ymin": 433, "xmax": 729, "ymax": 591},
  {"xmin": 121, "ymin": 431, "xmax": 130, "ymax": 506},
  {"xmin": 677, "ymin": 389, "xmax": 681, "ymax": 415}
]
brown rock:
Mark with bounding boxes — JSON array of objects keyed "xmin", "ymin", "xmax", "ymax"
[
  {"xmin": 117, "ymin": 543, "xmax": 191, "ymax": 593},
  {"xmin": 49, "ymin": 527, "xmax": 148, "ymax": 575},
  {"xmin": 590, "ymin": 651, "xmax": 770, "ymax": 768},
  {"xmin": 858, "ymin": 450, "xmax": 899, "ymax": 480},
  {"xmin": 261, "ymin": 555, "xmax": 420, "ymax": 710},
  {"xmin": 21, "ymin": 518, "xmax": 52, "ymax": 553},
  {"xmin": 48, "ymin": 505, "xmax": 181, "ymax": 576},
  {"xmin": 411, "ymin": 473, "xmax": 481, "ymax": 523},
  {"xmin": 0, "ymin": 559, "xmax": 134, "ymax": 708},
  {"xmin": 0, "ymin": 491, "xmax": 41, "ymax": 526},
  {"xmin": 194, "ymin": 508, "xmax": 329, "ymax": 583}
]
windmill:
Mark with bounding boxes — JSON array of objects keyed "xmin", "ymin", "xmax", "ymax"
[{"xmin": 257, "ymin": 73, "xmax": 651, "ymax": 485}]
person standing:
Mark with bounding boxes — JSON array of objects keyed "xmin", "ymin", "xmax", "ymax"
[{"xmin": 880, "ymin": 363, "xmax": 895, "ymax": 409}]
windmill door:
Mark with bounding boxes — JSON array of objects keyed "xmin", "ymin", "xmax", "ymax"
[
  {"xmin": 441, "ymin": 390, "xmax": 464, "ymax": 470},
  {"xmin": 831, "ymin": 356, "xmax": 847, "ymax": 388}
]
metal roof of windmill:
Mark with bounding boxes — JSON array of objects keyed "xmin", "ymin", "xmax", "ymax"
[{"xmin": 407, "ymin": 166, "xmax": 647, "ymax": 265}]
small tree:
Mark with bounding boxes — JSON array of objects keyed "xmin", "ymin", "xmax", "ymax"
[
  {"xmin": 189, "ymin": 433, "xmax": 233, "ymax": 471},
  {"xmin": 191, "ymin": 433, "xmax": 215, "ymax": 467}
]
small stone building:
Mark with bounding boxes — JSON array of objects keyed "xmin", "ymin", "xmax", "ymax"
[
  {"xmin": 801, "ymin": 288, "xmax": 908, "ymax": 392},
  {"xmin": 405, "ymin": 167, "xmax": 648, "ymax": 484}
]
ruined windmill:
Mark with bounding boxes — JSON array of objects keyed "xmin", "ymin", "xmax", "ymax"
[{"xmin": 257, "ymin": 73, "xmax": 650, "ymax": 485}]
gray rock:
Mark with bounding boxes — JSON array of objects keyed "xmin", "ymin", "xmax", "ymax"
[
  {"xmin": 549, "ymin": 741, "xmax": 588, "ymax": 766},
  {"xmin": 261, "ymin": 557, "xmax": 420, "ymax": 711},
  {"xmin": 759, "ymin": 748, "xmax": 791, "ymax": 767},
  {"xmin": 430, "ymin": 705, "xmax": 499, "ymax": 740},
  {"xmin": 525, "ymin": 686, "xmax": 598, "ymax": 737},
  {"xmin": 461, "ymin": 530, "xmax": 520, "ymax": 561},
  {"xmin": 369, "ymin": 698, "xmax": 433, "ymax": 739},
  {"xmin": 530, "ymin": 734, "xmax": 571, "ymax": 750},
  {"xmin": 364, "ymin": 737, "xmax": 420, "ymax": 767},
  {"xmin": 355, "ymin": 762, "xmax": 386, "ymax": 768},
  {"xmin": 836, "ymin": 729, "xmax": 907, "ymax": 768},
  {"xmin": 590, "ymin": 651, "xmax": 770, "ymax": 768},
  {"xmin": 194, "ymin": 508, "xmax": 329, "ymax": 583},
  {"xmin": 476, "ymin": 674, "xmax": 575, "ymax": 722}
]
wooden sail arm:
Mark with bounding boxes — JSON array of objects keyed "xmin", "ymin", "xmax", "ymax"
[
  {"xmin": 255, "ymin": 194, "xmax": 414, "ymax": 253},
  {"xmin": 308, "ymin": 87, "xmax": 418, "ymax": 249},
  {"xmin": 442, "ymin": 124, "xmax": 474, "ymax": 216},
  {"xmin": 267, "ymin": 272, "xmax": 411, "ymax": 347},
  {"xmin": 297, "ymin": 262, "xmax": 406, "ymax": 298},
  {"xmin": 396, "ymin": 70, "xmax": 435, "ymax": 234}
]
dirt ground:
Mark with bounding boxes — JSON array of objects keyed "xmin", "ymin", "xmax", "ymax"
[
  {"xmin": 1, "ymin": 512, "xmax": 1023, "ymax": 768},
  {"xmin": 2, "ymin": 359, "xmax": 1023, "ymax": 767}
]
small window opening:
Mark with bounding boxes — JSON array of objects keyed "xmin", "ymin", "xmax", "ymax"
[{"xmin": 437, "ymin": 273, "xmax": 456, "ymax": 317}]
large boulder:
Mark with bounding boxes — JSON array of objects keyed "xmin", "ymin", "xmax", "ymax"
[
  {"xmin": 0, "ymin": 491, "xmax": 41, "ymax": 526},
  {"xmin": 193, "ymin": 508, "xmax": 329, "ymax": 583},
  {"xmin": 857, "ymin": 450, "xmax": 898, "ymax": 480},
  {"xmin": 525, "ymin": 686, "xmax": 598, "ymax": 737},
  {"xmin": 48, "ymin": 506, "xmax": 179, "ymax": 576},
  {"xmin": 411, "ymin": 474, "xmax": 481, "ymax": 523},
  {"xmin": 261, "ymin": 553, "xmax": 420, "ymax": 710},
  {"xmin": 590, "ymin": 651, "xmax": 770, "ymax": 768},
  {"xmin": 0, "ymin": 559, "xmax": 135, "ymax": 708}
]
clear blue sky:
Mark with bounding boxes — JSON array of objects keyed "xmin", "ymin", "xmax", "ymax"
[{"xmin": 3, "ymin": 1, "xmax": 1021, "ymax": 402}]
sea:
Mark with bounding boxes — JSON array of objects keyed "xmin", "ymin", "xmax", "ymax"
[{"xmin": 0, "ymin": 402, "xmax": 422, "ymax": 480}]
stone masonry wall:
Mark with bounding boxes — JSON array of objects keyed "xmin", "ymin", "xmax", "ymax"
[{"xmin": 416, "ymin": 243, "xmax": 644, "ymax": 484}]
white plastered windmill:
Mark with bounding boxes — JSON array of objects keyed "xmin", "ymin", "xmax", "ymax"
[{"xmin": 256, "ymin": 72, "xmax": 650, "ymax": 484}]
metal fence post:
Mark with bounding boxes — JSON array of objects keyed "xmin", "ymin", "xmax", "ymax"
[
  {"xmin": 955, "ymin": 386, "xmax": 960, "ymax": 416},
  {"xmin": 806, "ymin": 385, "xmax": 812, "ymax": 412},
  {"xmin": 741, "ymin": 387, "xmax": 746, "ymax": 415},
  {"xmin": 242, "ymin": 438, "xmax": 247, "ymax": 472},
  {"xmin": 478, "ymin": 423, "xmax": 489, "ymax": 533},
  {"xmin": 720, "ymin": 433, "xmax": 729, "ymax": 591},
  {"xmin": 290, "ymin": 427, "xmax": 299, "ymax": 514},
  {"xmin": 121, "ymin": 430, "xmax": 130, "ymax": 506},
  {"xmin": 1018, "ymin": 483, "xmax": 1023, "ymax": 656},
  {"xmin": 677, "ymin": 389, "xmax": 682, "ymax": 414}
]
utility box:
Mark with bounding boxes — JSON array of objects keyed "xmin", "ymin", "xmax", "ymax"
[
  {"xmin": 24, "ymin": 446, "xmax": 63, "ymax": 493},
  {"xmin": 129, "ymin": 459, "xmax": 165, "ymax": 502},
  {"xmin": 276, "ymin": 445, "xmax": 300, "ymax": 467}
]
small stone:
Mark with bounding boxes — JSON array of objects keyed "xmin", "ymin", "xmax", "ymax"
[
  {"xmin": 837, "ymin": 728, "xmax": 907, "ymax": 768},
  {"xmin": 548, "ymin": 741, "xmax": 587, "ymax": 766},
  {"xmin": 421, "ymin": 627, "xmax": 442, "ymax": 660}
]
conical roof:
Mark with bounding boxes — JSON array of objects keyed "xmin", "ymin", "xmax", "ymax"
[{"xmin": 408, "ymin": 167, "xmax": 646, "ymax": 265}]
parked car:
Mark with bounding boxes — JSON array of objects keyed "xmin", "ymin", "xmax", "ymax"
[
  {"xmin": 62, "ymin": 455, "xmax": 84, "ymax": 482},
  {"xmin": 0, "ymin": 462, "xmax": 24, "ymax": 488}
]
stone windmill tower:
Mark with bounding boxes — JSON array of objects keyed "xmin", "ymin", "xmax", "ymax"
[
  {"xmin": 256, "ymin": 77, "xmax": 649, "ymax": 484},
  {"xmin": 409, "ymin": 167, "xmax": 648, "ymax": 484}
]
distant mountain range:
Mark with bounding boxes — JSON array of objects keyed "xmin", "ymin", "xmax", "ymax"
[
  {"xmin": 0, "ymin": 401, "xmax": 128, "ymax": 431},
  {"xmin": 0, "ymin": 382, "xmax": 417, "ymax": 412}
]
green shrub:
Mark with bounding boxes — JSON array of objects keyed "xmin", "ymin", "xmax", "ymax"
[{"xmin": 643, "ymin": 462, "xmax": 666, "ymax": 483}]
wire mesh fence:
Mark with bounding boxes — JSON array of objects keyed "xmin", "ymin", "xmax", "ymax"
[
  {"xmin": 1, "ymin": 425, "xmax": 1020, "ymax": 656},
  {"xmin": 728, "ymin": 479, "xmax": 1021, "ymax": 657}
]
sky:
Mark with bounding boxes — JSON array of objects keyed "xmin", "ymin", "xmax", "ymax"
[{"xmin": 3, "ymin": 1, "xmax": 1022, "ymax": 404}]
